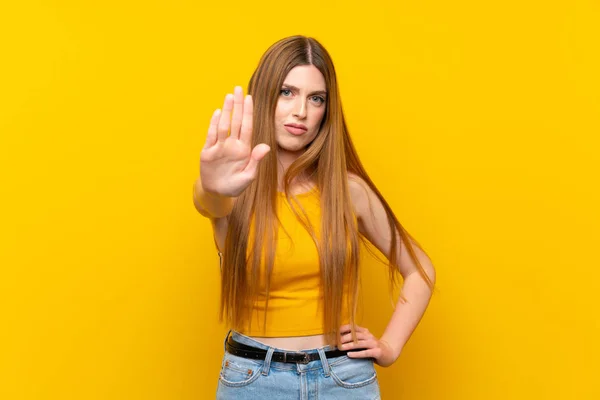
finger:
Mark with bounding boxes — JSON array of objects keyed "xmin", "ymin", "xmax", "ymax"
[
  {"xmin": 230, "ymin": 86, "xmax": 244, "ymax": 140},
  {"xmin": 203, "ymin": 109, "xmax": 221, "ymax": 149},
  {"xmin": 347, "ymin": 348, "xmax": 378, "ymax": 359},
  {"xmin": 339, "ymin": 331, "xmax": 371, "ymax": 344},
  {"xmin": 242, "ymin": 143, "xmax": 270, "ymax": 178},
  {"xmin": 239, "ymin": 95, "xmax": 253, "ymax": 145},
  {"xmin": 340, "ymin": 339, "xmax": 376, "ymax": 350},
  {"xmin": 340, "ymin": 330, "xmax": 370, "ymax": 340},
  {"xmin": 339, "ymin": 324, "xmax": 367, "ymax": 335},
  {"xmin": 217, "ymin": 94, "xmax": 234, "ymax": 142}
]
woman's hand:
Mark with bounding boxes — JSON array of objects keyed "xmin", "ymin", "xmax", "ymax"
[
  {"xmin": 338, "ymin": 324, "xmax": 400, "ymax": 367},
  {"xmin": 200, "ymin": 86, "xmax": 271, "ymax": 197}
]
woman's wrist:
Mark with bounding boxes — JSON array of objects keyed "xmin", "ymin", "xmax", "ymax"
[{"xmin": 193, "ymin": 177, "xmax": 235, "ymax": 218}]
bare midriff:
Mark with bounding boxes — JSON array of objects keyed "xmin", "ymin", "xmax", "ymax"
[{"xmin": 249, "ymin": 334, "xmax": 331, "ymax": 351}]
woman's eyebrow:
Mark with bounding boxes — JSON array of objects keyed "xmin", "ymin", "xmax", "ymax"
[{"xmin": 282, "ymin": 83, "xmax": 327, "ymax": 96}]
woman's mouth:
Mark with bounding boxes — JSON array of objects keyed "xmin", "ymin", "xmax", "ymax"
[{"xmin": 284, "ymin": 124, "xmax": 308, "ymax": 136}]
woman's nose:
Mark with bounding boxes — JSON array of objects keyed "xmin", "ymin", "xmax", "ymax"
[{"xmin": 292, "ymin": 98, "xmax": 307, "ymax": 119}]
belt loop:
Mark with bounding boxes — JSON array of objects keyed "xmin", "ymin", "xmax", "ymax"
[
  {"xmin": 261, "ymin": 347, "xmax": 275, "ymax": 376},
  {"xmin": 223, "ymin": 329, "xmax": 232, "ymax": 352},
  {"xmin": 316, "ymin": 347, "xmax": 331, "ymax": 377}
]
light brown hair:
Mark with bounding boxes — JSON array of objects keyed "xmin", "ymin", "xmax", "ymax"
[{"xmin": 220, "ymin": 35, "xmax": 435, "ymax": 345}]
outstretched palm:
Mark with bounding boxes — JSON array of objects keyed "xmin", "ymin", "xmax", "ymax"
[{"xmin": 200, "ymin": 86, "xmax": 271, "ymax": 197}]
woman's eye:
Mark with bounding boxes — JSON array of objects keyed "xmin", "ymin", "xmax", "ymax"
[
  {"xmin": 311, "ymin": 96, "xmax": 325, "ymax": 104},
  {"xmin": 280, "ymin": 89, "xmax": 292, "ymax": 96}
]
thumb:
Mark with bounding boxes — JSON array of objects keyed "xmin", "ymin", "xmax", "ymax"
[{"xmin": 244, "ymin": 144, "xmax": 271, "ymax": 178}]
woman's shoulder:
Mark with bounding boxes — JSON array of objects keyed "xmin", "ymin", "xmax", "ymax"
[{"xmin": 347, "ymin": 172, "xmax": 370, "ymax": 219}]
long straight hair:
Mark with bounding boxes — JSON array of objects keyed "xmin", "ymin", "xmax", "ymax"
[{"xmin": 220, "ymin": 35, "xmax": 435, "ymax": 345}]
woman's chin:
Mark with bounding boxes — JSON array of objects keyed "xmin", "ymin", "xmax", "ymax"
[{"xmin": 276, "ymin": 140, "xmax": 309, "ymax": 154}]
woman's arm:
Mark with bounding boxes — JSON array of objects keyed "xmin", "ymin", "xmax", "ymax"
[
  {"xmin": 192, "ymin": 176, "xmax": 236, "ymax": 219},
  {"xmin": 343, "ymin": 175, "xmax": 436, "ymax": 366}
]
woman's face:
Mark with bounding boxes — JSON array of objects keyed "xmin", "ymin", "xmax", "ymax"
[{"xmin": 274, "ymin": 65, "xmax": 327, "ymax": 153}]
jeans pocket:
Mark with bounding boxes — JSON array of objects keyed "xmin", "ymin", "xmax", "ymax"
[
  {"xmin": 218, "ymin": 353, "xmax": 264, "ymax": 388},
  {"xmin": 328, "ymin": 356, "xmax": 378, "ymax": 389}
]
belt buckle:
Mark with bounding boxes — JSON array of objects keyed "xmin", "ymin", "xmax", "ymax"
[{"xmin": 298, "ymin": 352, "xmax": 311, "ymax": 364}]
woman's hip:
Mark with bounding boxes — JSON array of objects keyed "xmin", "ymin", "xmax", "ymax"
[{"xmin": 216, "ymin": 330, "xmax": 381, "ymax": 399}]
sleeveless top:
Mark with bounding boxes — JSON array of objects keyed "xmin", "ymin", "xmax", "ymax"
[{"xmin": 232, "ymin": 187, "xmax": 354, "ymax": 337}]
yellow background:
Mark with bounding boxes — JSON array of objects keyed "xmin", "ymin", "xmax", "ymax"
[{"xmin": 1, "ymin": 0, "xmax": 599, "ymax": 398}]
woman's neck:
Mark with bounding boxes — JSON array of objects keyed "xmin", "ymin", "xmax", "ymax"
[
  {"xmin": 276, "ymin": 147, "xmax": 314, "ymax": 191},
  {"xmin": 276, "ymin": 147, "xmax": 303, "ymax": 173}
]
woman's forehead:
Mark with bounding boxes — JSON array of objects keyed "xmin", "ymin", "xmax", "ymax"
[{"xmin": 283, "ymin": 65, "xmax": 326, "ymax": 91}]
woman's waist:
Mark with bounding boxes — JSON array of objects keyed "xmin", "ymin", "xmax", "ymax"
[{"xmin": 233, "ymin": 331, "xmax": 332, "ymax": 351}]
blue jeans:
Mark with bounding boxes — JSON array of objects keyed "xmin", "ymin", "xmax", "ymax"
[{"xmin": 216, "ymin": 330, "xmax": 381, "ymax": 399}]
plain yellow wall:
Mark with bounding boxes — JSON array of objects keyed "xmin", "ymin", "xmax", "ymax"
[{"xmin": 1, "ymin": 0, "xmax": 599, "ymax": 398}]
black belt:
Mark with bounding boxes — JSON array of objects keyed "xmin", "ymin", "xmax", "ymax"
[{"xmin": 226, "ymin": 337, "xmax": 365, "ymax": 364}]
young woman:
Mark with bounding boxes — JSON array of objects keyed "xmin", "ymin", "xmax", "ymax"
[{"xmin": 193, "ymin": 35, "xmax": 436, "ymax": 399}]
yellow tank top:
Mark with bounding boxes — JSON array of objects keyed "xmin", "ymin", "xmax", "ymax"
[{"xmin": 239, "ymin": 187, "xmax": 353, "ymax": 337}]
